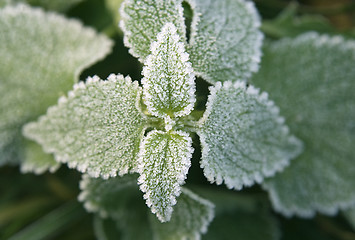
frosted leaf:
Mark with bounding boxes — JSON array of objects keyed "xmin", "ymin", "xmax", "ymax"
[
  {"xmin": 187, "ymin": 0, "xmax": 263, "ymax": 83},
  {"xmin": 142, "ymin": 23, "xmax": 196, "ymax": 119},
  {"xmin": 23, "ymin": 75, "xmax": 148, "ymax": 179},
  {"xmin": 138, "ymin": 130, "xmax": 193, "ymax": 222},
  {"xmin": 197, "ymin": 81, "xmax": 302, "ymax": 190},
  {"xmin": 120, "ymin": 0, "xmax": 186, "ymax": 62},
  {"xmin": 150, "ymin": 188, "xmax": 214, "ymax": 240},
  {"xmin": 20, "ymin": 140, "xmax": 60, "ymax": 175},
  {"xmin": 0, "ymin": 4, "xmax": 112, "ymax": 166},
  {"xmin": 79, "ymin": 174, "xmax": 153, "ymax": 240},
  {"xmin": 251, "ymin": 33, "xmax": 355, "ymax": 217},
  {"xmin": 81, "ymin": 175, "xmax": 213, "ymax": 240}
]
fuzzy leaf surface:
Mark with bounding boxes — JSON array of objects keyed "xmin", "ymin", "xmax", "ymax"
[
  {"xmin": 251, "ymin": 33, "xmax": 355, "ymax": 217},
  {"xmin": 20, "ymin": 140, "xmax": 60, "ymax": 175},
  {"xmin": 23, "ymin": 75, "xmax": 147, "ymax": 179},
  {"xmin": 187, "ymin": 0, "xmax": 263, "ymax": 83},
  {"xmin": 138, "ymin": 130, "xmax": 193, "ymax": 222},
  {"xmin": 150, "ymin": 188, "xmax": 214, "ymax": 240},
  {"xmin": 0, "ymin": 4, "xmax": 112, "ymax": 166},
  {"xmin": 120, "ymin": 0, "xmax": 186, "ymax": 62},
  {"xmin": 80, "ymin": 176, "xmax": 214, "ymax": 240},
  {"xmin": 197, "ymin": 81, "xmax": 302, "ymax": 190},
  {"xmin": 142, "ymin": 23, "xmax": 195, "ymax": 120}
]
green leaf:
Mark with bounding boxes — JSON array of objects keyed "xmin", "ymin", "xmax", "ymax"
[
  {"xmin": 187, "ymin": 0, "xmax": 263, "ymax": 84},
  {"xmin": 120, "ymin": 0, "xmax": 186, "ymax": 62},
  {"xmin": 0, "ymin": 4, "xmax": 113, "ymax": 166},
  {"xmin": 1, "ymin": 0, "xmax": 84, "ymax": 12},
  {"xmin": 79, "ymin": 175, "xmax": 214, "ymax": 240},
  {"xmin": 138, "ymin": 130, "xmax": 193, "ymax": 222},
  {"xmin": 20, "ymin": 140, "xmax": 60, "ymax": 175},
  {"xmin": 251, "ymin": 33, "xmax": 355, "ymax": 217},
  {"xmin": 142, "ymin": 23, "xmax": 195, "ymax": 121},
  {"xmin": 344, "ymin": 207, "xmax": 355, "ymax": 231},
  {"xmin": 150, "ymin": 188, "xmax": 214, "ymax": 240},
  {"xmin": 23, "ymin": 75, "xmax": 148, "ymax": 179},
  {"xmin": 93, "ymin": 217, "xmax": 123, "ymax": 240},
  {"xmin": 79, "ymin": 174, "xmax": 153, "ymax": 240},
  {"xmin": 197, "ymin": 81, "xmax": 302, "ymax": 190}
]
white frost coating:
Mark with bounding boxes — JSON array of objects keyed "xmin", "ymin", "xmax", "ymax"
[
  {"xmin": 23, "ymin": 74, "xmax": 148, "ymax": 179},
  {"xmin": 120, "ymin": 0, "xmax": 186, "ymax": 63},
  {"xmin": 137, "ymin": 130, "xmax": 193, "ymax": 222},
  {"xmin": 150, "ymin": 187, "xmax": 215, "ymax": 240},
  {"xmin": 142, "ymin": 22, "xmax": 196, "ymax": 119},
  {"xmin": 0, "ymin": 4, "xmax": 113, "ymax": 167},
  {"xmin": 253, "ymin": 33, "xmax": 355, "ymax": 218},
  {"xmin": 197, "ymin": 81, "xmax": 303, "ymax": 190},
  {"xmin": 186, "ymin": 0, "xmax": 263, "ymax": 84}
]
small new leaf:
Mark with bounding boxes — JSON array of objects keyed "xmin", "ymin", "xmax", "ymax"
[
  {"xmin": 138, "ymin": 130, "xmax": 193, "ymax": 222},
  {"xmin": 24, "ymin": 75, "xmax": 148, "ymax": 179},
  {"xmin": 142, "ymin": 23, "xmax": 196, "ymax": 119},
  {"xmin": 197, "ymin": 81, "xmax": 302, "ymax": 190},
  {"xmin": 0, "ymin": 4, "xmax": 112, "ymax": 166},
  {"xmin": 187, "ymin": 0, "xmax": 263, "ymax": 83},
  {"xmin": 252, "ymin": 33, "xmax": 355, "ymax": 217},
  {"xmin": 120, "ymin": 0, "xmax": 186, "ymax": 62}
]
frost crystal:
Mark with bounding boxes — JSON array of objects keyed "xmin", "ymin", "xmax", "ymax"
[
  {"xmin": 142, "ymin": 22, "xmax": 196, "ymax": 119},
  {"xmin": 252, "ymin": 33, "xmax": 355, "ymax": 217},
  {"xmin": 137, "ymin": 130, "xmax": 193, "ymax": 222},
  {"xmin": 0, "ymin": 4, "xmax": 112, "ymax": 167},
  {"xmin": 197, "ymin": 81, "xmax": 302, "ymax": 190},
  {"xmin": 120, "ymin": 0, "xmax": 186, "ymax": 62},
  {"xmin": 23, "ymin": 74, "xmax": 148, "ymax": 179},
  {"xmin": 187, "ymin": 0, "xmax": 263, "ymax": 83}
]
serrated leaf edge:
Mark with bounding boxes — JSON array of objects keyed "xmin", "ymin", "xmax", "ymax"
[
  {"xmin": 186, "ymin": 0, "xmax": 264, "ymax": 83},
  {"xmin": 197, "ymin": 81, "xmax": 302, "ymax": 190},
  {"xmin": 137, "ymin": 129, "xmax": 194, "ymax": 222},
  {"xmin": 142, "ymin": 22, "xmax": 196, "ymax": 119},
  {"xmin": 2, "ymin": 4, "xmax": 113, "ymax": 82},
  {"xmin": 23, "ymin": 74, "xmax": 147, "ymax": 178}
]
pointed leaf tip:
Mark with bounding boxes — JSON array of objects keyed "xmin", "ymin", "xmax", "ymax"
[
  {"xmin": 142, "ymin": 22, "xmax": 196, "ymax": 119},
  {"xmin": 137, "ymin": 130, "xmax": 193, "ymax": 222}
]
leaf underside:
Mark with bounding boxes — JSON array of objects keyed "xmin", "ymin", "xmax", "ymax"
[
  {"xmin": 138, "ymin": 130, "xmax": 193, "ymax": 222},
  {"xmin": 251, "ymin": 33, "xmax": 355, "ymax": 217},
  {"xmin": 142, "ymin": 22, "xmax": 195, "ymax": 120},
  {"xmin": 0, "ymin": 4, "xmax": 112, "ymax": 167},
  {"xmin": 23, "ymin": 75, "xmax": 147, "ymax": 179},
  {"xmin": 197, "ymin": 81, "xmax": 302, "ymax": 190}
]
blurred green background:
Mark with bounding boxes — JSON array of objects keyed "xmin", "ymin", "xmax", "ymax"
[{"xmin": 1, "ymin": 0, "xmax": 354, "ymax": 239}]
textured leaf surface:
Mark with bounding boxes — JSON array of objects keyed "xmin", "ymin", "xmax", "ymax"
[
  {"xmin": 80, "ymin": 175, "xmax": 214, "ymax": 240},
  {"xmin": 138, "ymin": 130, "xmax": 193, "ymax": 222},
  {"xmin": 20, "ymin": 140, "xmax": 60, "ymax": 175},
  {"xmin": 150, "ymin": 188, "xmax": 214, "ymax": 240},
  {"xmin": 0, "ymin": 5, "xmax": 112, "ymax": 165},
  {"xmin": 23, "ymin": 75, "xmax": 147, "ymax": 178},
  {"xmin": 251, "ymin": 33, "xmax": 355, "ymax": 217},
  {"xmin": 197, "ymin": 81, "xmax": 302, "ymax": 190},
  {"xmin": 120, "ymin": 0, "xmax": 185, "ymax": 62},
  {"xmin": 142, "ymin": 23, "xmax": 195, "ymax": 120},
  {"xmin": 187, "ymin": 0, "xmax": 263, "ymax": 83}
]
